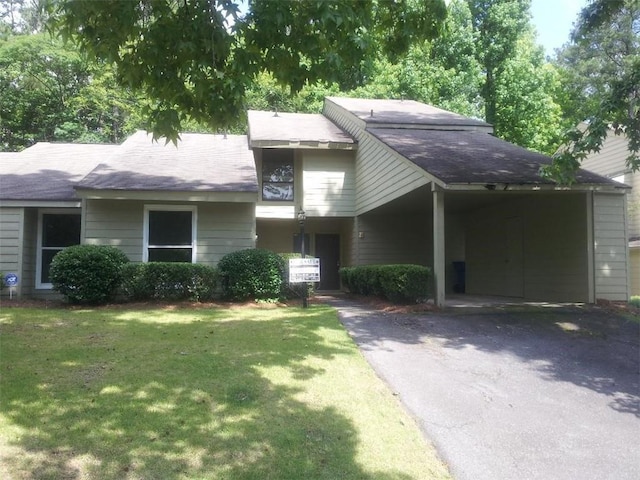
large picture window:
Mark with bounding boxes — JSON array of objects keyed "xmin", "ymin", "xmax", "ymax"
[
  {"xmin": 37, "ymin": 212, "xmax": 81, "ymax": 287},
  {"xmin": 262, "ymin": 149, "xmax": 294, "ymax": 201},
  {"xmin": 144, "ymin": 206, "xmax": 196, "ymax": 263}
]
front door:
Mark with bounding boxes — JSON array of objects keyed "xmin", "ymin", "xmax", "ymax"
[{"xmin": 315, "ymin": 234, "xmax": 340, "ymax": 290}]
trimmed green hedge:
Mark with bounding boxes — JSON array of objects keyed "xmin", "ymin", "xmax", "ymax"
[
  {"xmin": 50, "ymin": 245, "xmax": 129, "ymax": 304},
  {"xmin": 120, "ymin": 262, "xmax": 218, "ymax": 302},
  {"xmin": 340, "ymin": 264, "xmax": 431, "ymax": 304},
  {"xmin": 218, "ymin": 249, "xmax": 285, "ymax": 301}
]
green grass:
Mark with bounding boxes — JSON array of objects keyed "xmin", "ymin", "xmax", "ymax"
[{"xmin": 0, "ymin": 304, "xmax": 451, "ymax": 480}]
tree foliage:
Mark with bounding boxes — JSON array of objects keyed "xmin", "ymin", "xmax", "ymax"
[
  {"xmin": 546, "ymin": 0, "xmax": 639, "ymax": 182},
  {"xmin": 0, "ymin": 33, "xmax": 146, "ymax": 150},
  {"xmin": 44, "ymin": 0, "xmax": 447, "ymax": 142},
  {"xmin": 468, "ymin": 0, "xmax": 531, "ymax": 128}
]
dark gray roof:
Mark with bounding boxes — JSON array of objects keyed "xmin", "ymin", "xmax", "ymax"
[
  {"xmin": 0, "ymin": 143, "xmax": 119, "ymax": 200},
  {"xmin": 368, "ymin": 128, "xmax": 619, "ymax": 186},
  {"xmin": 247, "ymin": 110, "xmax": 355, "ymax": 148},
  {"xmin": 326, "ymin": 97, "xmax": 491, "ymax": 129},
  {"xmin": 77, "ymin": 132, "xmax": 257, "ymax": 193}
]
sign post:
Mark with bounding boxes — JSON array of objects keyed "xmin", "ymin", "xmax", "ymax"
[
  {"xmin": 4, "ymin": 273, "xmax": 18, "ymax": 300},
  {"xmin": 289, "ymin": 258, "xmax": 321, "ymax": 308}
]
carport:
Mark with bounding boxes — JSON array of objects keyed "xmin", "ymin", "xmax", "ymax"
[
  {"xmin": 354, "ymin": 130, "xmax": 630, "ymax": 307},
  {"xmin": 322, "ymin": 97, "xmax": 630, "ymax": 307}
]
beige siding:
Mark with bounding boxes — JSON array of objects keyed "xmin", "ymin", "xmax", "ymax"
[
  {"xmin": 630, "ymin": 248, "xmax": 639, "ymax": 296},
  {"xmin": 0, "ymin": 207, "xmax": 24, "ymax": 297},
  {"xmin": 593, "ymin": 193, "xmax": 629, "ymax": 301},
  {"xmin": 257, "ymin": 218, "xmax": 352, "ymax": 255},
  {"xmin": 84, "ymin": 200, "xmax": 144, "ymax": 261},
  {"xmin": 627, "ymin": 171, "xmax": 639, "ymax": 239},
  {"xmin": 21, "ymin": 208, "xmax": 37, "ymax": 297},
  {"xmin": 466, "ymin": 194, "xmax": 590, "ymax": 302},
  {"xmin": 354, "ymin": 213, "xmax": 432, "ymax": 266},
  {"xmin": 580, "ymin": 133, "xmax": 638, "ymax": 241},
  {"xmin": 84, "ymin": 199, "xmax": 255, "ymax": 267},
  {"xmin": 302, "ymin": 149, "xmax": 355, "ymax": 217},
  {"xmin": 323, "ymin": 100, "xmax": 429, "ymax": 215},
  {"xmin": 197, "ymin": 203, "xmax": 255, "ymax": 266},
  {"xmin": 581, "ymin": 133, "xmax": 629, "ymax": 175},
  {"xmin": 523, "ymin": 195, "xmax": 589, "ymax": 301}
]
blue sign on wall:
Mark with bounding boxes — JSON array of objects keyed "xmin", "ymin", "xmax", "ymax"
[{"xmin": 4, "ymin": 273, "xmax": 18, "ymax": 287}]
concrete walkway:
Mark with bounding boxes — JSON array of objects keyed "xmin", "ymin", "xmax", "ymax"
[{"xmin": 320, "ymin": 296, "xmax": 640, "ymax": 480}]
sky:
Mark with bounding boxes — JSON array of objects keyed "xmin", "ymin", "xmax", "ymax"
[{"xmin": 530, "ymin": 0, "xmax": 589, "ymax": 55}]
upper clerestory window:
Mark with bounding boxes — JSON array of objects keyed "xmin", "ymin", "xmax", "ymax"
[{"xmin": 262, "ymin": 149, "xmax": 294, "ymax": 201}]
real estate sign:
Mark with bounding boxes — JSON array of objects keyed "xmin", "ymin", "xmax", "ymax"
[{"xmin": 289, "ymin": 258, "xmax": 321, "ymax": 283}]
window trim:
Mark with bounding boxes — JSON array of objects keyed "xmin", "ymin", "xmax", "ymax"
[
  {"xmin": 36, "ymin": 209, "xmax": 82, "ymax": 289},
  {"xmin": 143, "ymin": 205, "xmax": 197, "ymax": 263},
  {"xmin": 261, "ymin": 149, "xmax": 295, "ymax": 202}
]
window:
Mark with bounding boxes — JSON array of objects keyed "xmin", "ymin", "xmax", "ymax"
[
  {"xmin": 144, "ymin": 206, "xmax": 197, "ymax": 263},
  {"xmin": 262, "ymin": 149, "xmax": 294, "ymax": 201},
  {"xmin": 37, "ymin": 212, "xmax": 81, "ymax": 288}
]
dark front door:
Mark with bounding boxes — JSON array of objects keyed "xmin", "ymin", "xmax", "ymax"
[{"xmin": 315, "ymin": 234, "xmax": 340, "ymax": 290}]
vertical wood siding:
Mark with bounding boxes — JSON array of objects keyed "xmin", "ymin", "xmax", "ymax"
[
  {"xmin": 323, "ymin": 101, "xmax": 429, "ymax": 215},
  {"xmin": 593, "ymin": 193, "xmax": 630, "ymax": 301},
  {"xmin": 302, "ymin": 150, "xmax": 355, "ymax": 217},
  {"xmin": 630, "ymin": 248, "xmax": 639, "ymax": 296},
  {"xmin": 466, "ymin": 194, "xmax": 590, "ymax": 302}
]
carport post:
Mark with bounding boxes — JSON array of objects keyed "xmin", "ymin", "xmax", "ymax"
[{"xmin": 433, "ymin": 186, "xmax": 445, "ymax": 307}]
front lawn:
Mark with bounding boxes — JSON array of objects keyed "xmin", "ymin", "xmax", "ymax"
[{"xmin": 0, "ymin": 304, "xmax": 451, "ymax": 480}]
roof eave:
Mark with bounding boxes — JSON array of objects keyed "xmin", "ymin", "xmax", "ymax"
[
  {"xmin": 249, "ymin": 139, "xmax": 357, "ymax": 150},
  {"xmin": 442, "ymin": 182, "xmax": 630, "ymax": 192},
  {"xmin": 74, "ymin": 188, "xmax": 258, "ymax": 203}
]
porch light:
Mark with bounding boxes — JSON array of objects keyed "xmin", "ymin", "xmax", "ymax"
[{"xmin": 297, "ymin": 208, "xmax": 306, "ymax": 225}]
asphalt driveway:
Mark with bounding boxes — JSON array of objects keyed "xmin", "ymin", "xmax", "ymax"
[{"xmin": 323, "ymin": 297, "xmax": 640, "ymax": 480}]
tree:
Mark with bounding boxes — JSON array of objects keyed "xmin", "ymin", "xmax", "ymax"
[
  {"xmin": 546, "ymin": 0, "xmax": 639, "ymax": 182},
  {"xmin": 468, "ymin": 0, "xmax": 531, "ymax": 129},
  {"xmin": 0, "ymin": 33, "xmax": 145, "ymax": 150},
  {"xmin": 494, "ymin": 32, "xmax": 564, "ymax": 154},
  {"xmin": 44, "ymin": 0, "xmax": 447, "ymax": 142}
]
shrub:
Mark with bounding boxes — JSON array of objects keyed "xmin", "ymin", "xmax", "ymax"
[
  {"xmin": 630, "ymin": 296, "xmax": 640, "ymax": 308},
  {"xmin": 121, "ymin": 262, "xmax": 218, "ymax": 302},
  {"xmin": 50, "ymin": 245, "xmax": 129, "ymax": 304},
  {"xmin": 218, "ymin": 249, "xmax": 285, "ymax": 301},
  {"xmin": 339, "ymin": 264, "xmax": 431, "ymax": 304}
]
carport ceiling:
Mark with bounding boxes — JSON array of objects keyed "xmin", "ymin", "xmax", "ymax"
[{"xmin": 367, "ymin": 185, "xmax": 528, "ymax": 216}]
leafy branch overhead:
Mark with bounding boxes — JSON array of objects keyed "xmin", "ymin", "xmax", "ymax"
[
  {"xmin": 44, "ymin": 0, "xmax": 447, "ymax": 142},
  {"xmin": 544, "ymin": 0, "xmax": 639, "ymax": 183}
]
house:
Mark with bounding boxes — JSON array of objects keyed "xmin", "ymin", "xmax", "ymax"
[
  {"xmin": 0, "ymin": 97, "xmax": 631, "ymax": 305},
  {"xmin": 578, "ymin": 129, "xmax": 639, "ymax": 296}
]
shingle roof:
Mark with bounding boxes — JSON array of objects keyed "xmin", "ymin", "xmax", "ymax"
[
  {"xmin": 0, "ymin": 143, "xmax": 119, "ymax": 200},
  {"xmin": 77, "ymin": 132, "xmax": 257, "ymax": 193},
  {"xmin": 326, "ymin": 97, "xmax": 491, "ymax": 129},
  {"xmin": 368, "ymin": 128, "xmax": 619, "ymax": 186},
  {"xmin": 247, "ymin": 110, "xmax": 355, "ymax": 148}
]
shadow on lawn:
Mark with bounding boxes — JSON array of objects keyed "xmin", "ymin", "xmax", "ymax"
[
  {"xmin": 1, "ymin": 306, "xmax": 415, "ymax": 480},
  {"xmin": 329, "ymin": 298, "xmax": 640, "ymax": 418}
]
